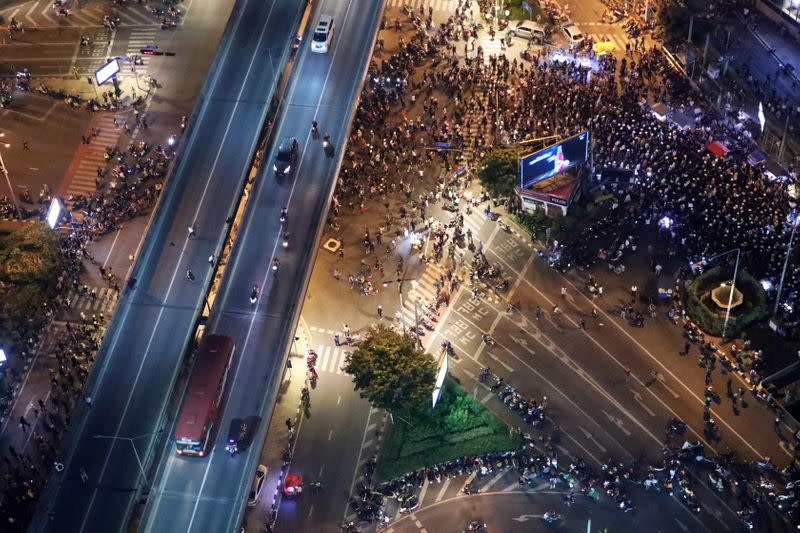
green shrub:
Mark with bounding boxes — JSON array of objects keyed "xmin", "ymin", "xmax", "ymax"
[
  {"xmin": 375, "ymin": 379, "xmax": 522, "ymax": 481},
  {"xmin": 684, "ymin": 266, "xmax": 768, "ymax": 338}
]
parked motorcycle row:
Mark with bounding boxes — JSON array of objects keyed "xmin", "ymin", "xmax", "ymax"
[{"xmin": 483, "ymin": 370, "xmax": 548, "ymax": 427}]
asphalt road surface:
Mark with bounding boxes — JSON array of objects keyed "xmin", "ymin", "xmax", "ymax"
[
  {"xmin": 28, "ymin": 0, "xmax": 302, "ymax": 529},
  {"xmin": 140, "ymin": 1, "xmax": 385, "ymax": 532}
]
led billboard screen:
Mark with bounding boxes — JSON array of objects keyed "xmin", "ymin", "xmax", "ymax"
[{"xmin": 519, "ymin": 132, "xmax": 589, "ymax": 189}]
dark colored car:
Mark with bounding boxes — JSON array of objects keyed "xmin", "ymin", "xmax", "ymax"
[{"xmin": 274, "ymin": 137, "xmax": 299, "ymax": 177}]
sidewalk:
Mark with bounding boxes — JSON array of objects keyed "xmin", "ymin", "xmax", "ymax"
[{"xmin": 245, "ymin": 318, "xmax": 311, "ymax": 531}]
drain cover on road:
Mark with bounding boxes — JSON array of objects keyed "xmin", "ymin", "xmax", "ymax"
[{"xmin": 322, "ymin": 238, "xmax": 341, "ymax": 253}]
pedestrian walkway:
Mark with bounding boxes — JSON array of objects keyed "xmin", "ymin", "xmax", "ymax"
[
  {"xmin": 64, "ymin": 285, "xmax": 119, "ymax": 314},
  {"xmin": 385, "ymin": 0, "xmax": 459, "ymax": 12},
  {"xmin": 0, "ymin": 0, "xmax": 157, "ymax": 28},
  {"xmin": 476, "ymin": 32, "xmax": 504, "ymax": 56},
  {"xmin": 59, "ymin": 113, "xmax": 126, "ymax": 197},
  {"xmin": 313, "ymin": 344, "xmax": 349, "ymax": 375},
  {"xmin": 122, "ymin": 27, "xmax": 159, "ymax": 77}
]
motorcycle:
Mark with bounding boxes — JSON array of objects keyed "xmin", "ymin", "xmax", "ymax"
[
  {"xmin": 464, "ymin": 520, "xmax": 486, "ymax": 531},
  {"xmin": 225, "ymin": 418, "xmax": 249, "ymax": 456},
  {"xmin": 250, "ymin": 285, "xmax": 259, "ymax": 305},
  {"xmin": 282, "ymin": 232, "xmax": 289, "ymax": 248},
  {"xmin": 542, "ymin": 511, "xmax": 561, "ymax": 523}
]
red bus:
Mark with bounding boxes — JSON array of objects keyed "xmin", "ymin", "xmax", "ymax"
[{"xmin": 174, "ymin": 334, "xmax": 235, "ymax": 456}]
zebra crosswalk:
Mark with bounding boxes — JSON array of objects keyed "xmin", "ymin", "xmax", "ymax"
[
  {"xmin": 64, "ymin": 114, "xmax": 126, "ymax": 197},
  {"xmin": 385, "ymin": 0, "xmax": 459, "ymax": 12},
  {"xmin": 64, "ymin": 285, "xmax": 119, "ymax": 313},
  {"xmin": 0, "ymin": 0, "xmax": 159, "ymax": 28},
  {"xmin": 123, "ymin": 28, "xmax": 159, "ymax": 76},
  {"xmin": 313, "ymin": 344, "xmax": 349, "ymax": 375}
]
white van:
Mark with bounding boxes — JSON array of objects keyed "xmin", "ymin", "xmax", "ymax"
[{"xmin": 508, "ymin": 21, "xmax": 547, "ymax": 44}]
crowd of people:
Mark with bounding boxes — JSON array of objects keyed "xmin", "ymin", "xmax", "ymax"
[
  {"xmin": 332, "ymin": 1, "xmax": 798, "ymax": 312},
  {"xmin": 0, "ymin": 317, "xmax": 105, "ymax": 529},
  {"xmin": 324, "ymin": 3, "xmax": 800, "ymax": 528},
  {"xmin": 0, "ymin": 88, "xmax": 176, "ymax": 529}
]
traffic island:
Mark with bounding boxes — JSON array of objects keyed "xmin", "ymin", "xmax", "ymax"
[
  {"xmin": 374, "ymin": 378, "xmax": 523, "ymax": 482},
  {"xmin": 683, "ymin": 265, "xmax": 768, "ymax": 338}
]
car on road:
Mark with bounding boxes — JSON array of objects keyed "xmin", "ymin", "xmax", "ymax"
[
  {"xmin": 562, "ymin": 23, "xmax": 584, "ymax": 45},
  {"xmin": 508, "ymin": 20, "xmax": 546, "ymax": 43},
  {"xmin": 247, "ymin": 465, "xmax": 268, "ymax": 506},
  {"xmin": 274, "ymin": 137, "xmax": 298, "ymax": 177},
  {"xmin": 311, "ymin": 15, "xmax": 334, "ymax": 53}
]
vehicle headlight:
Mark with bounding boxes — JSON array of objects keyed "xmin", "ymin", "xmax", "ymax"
[
  {"xmin": 284, "ymin": 166, "xmax": 291, "ymax": 173},
  {"xmin": 273, "ymin": 164, "xmax": 277, "ymax": 171}
]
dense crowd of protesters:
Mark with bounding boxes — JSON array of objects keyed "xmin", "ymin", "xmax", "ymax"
[
  {"xmin": 331, "ymin": 1, "xmax": 798, "ymax": 313},
  {"xmin": 0, "ymin": 100, "xmax": 175, "ymax": 529}
]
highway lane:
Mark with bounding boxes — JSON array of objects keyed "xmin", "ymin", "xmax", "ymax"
[
  {"xmin": 141, "ymin": 0, "xmax": 386, "ymax": 531},
  {"xmin": 28, "ymin": 0, "xmax": 301, "ymax": 530}
]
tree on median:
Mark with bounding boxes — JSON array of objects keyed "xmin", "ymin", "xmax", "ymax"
[{"xmin": 343, "ymin": 324, "xmax": 437, "ymax": 413}]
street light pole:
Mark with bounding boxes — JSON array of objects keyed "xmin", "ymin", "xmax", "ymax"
[
  {"xmin": 0, "ymin": 140, "xmax": 22, "ymax": 220},
  {"xmin": 703, "ymin": 248, "xmax": 741, "ymax": 341},
  {"xmin": 722, "ymin": 248, "xmax": 740, "ymax": 341},
  {"xmin": 774, "ymin": 214, "xmax": 798, "ymax": 315}
]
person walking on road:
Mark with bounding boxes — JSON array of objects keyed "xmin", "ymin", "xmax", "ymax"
[
  {"xmin": 560, "ymin": 287, "xmax": 567, "ymax": 298},
  {"xmin": 188, "ymin": 223, "xmax": 196, "ymax": 238},
  {"xmin": 377, "ymin": 305, "xmax": 383, "ymax": 319},
  {"xmin": 19, "ymin": 415, "xmax": 30, "ymax": 433},
  {"xmin": 705, "ymin": 370, "xmax": 713, "ymax": 386},
  {"xmin": 578, "ymin": 318, "xmax": 586, "ymax": 330},
  {"xmin": 186, "ymin": 269, "xmax": 195, "ymax": 283},
  {"xmin": 624, "ymin": 367, "xmax": 632, "ymax": 382},
  {"xmin": 535, "ymin": 305, "xmax": 542, "ymax": 320}
]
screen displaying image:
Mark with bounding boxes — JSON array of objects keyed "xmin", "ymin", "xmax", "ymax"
[{"xmin": 519, "ymin": 132, "xmax": 589, "ymax": 189}]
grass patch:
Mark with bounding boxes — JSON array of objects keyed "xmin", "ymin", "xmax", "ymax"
[
  {"xmin": 375, "ymin": 378, "xmax": 522, "ymax": 482},
  {"xmin": 505, "ymin": 0, "xmax": 544, "ymax": 21}
]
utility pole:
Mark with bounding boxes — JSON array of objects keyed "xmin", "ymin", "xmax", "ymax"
[
  {"xmin": 774, "ymin": 215, "xmax": 798, "ymax": 315},
  {"xmin": 687, "ymin": 15, "xmax": 695, "ymax": 44}
]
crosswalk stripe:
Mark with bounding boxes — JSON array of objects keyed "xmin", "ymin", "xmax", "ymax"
[{"xmin": 322, "ymin": 345, "xmax": 333, "ymax": 373}]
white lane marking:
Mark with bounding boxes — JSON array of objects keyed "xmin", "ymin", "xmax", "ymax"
[
  {"xmin": 183, "ymin": 3, "xmax": 286, "ymax": 532},
  {"xmin": 191, "ymin": 0, "xmax": 364, "ymax": 529},
  {"xmin": 434, "ymin": 477, "xmax": 451, "ymax": 502}
]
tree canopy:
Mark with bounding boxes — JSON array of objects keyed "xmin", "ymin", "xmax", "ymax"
[
  {"xmin": 0, "ymin": 222, "xmax": 65, "ymax": 341},
  {"xmin": 343, "ymin": 324, "xmax": 437, "ymax": 413},
  {"xmin": 477, "ymin": 145, "xmax": 524, "ymax": 198}
]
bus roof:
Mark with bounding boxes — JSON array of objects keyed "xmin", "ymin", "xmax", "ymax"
[{"xmin": 174, "ymin": 334, "xmax": 235, "ymax": 443}]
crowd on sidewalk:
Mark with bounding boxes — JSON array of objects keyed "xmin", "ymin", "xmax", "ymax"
[
  {"xmin": 0, "ymin": 318, "xmax": 105, "ymax": 530},
  {"xmin": 0, "ymin": 98, "xmax": 182, "ymax": 530}
]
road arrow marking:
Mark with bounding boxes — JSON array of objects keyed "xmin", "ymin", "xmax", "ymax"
[
  {"xmin": 579, "ymin": 425, "xmax": 608, "ymax": 452},
  {"xmin": 512, "ymin": 514, "xmax": 543, "ymax": 522},
  {"xmin": 602, "ymin": 410, "xmax": 632, "ymax": 436},
  {"xmin": 629, "ymin": 389, "xmax": 656, "ymax": 416}
]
